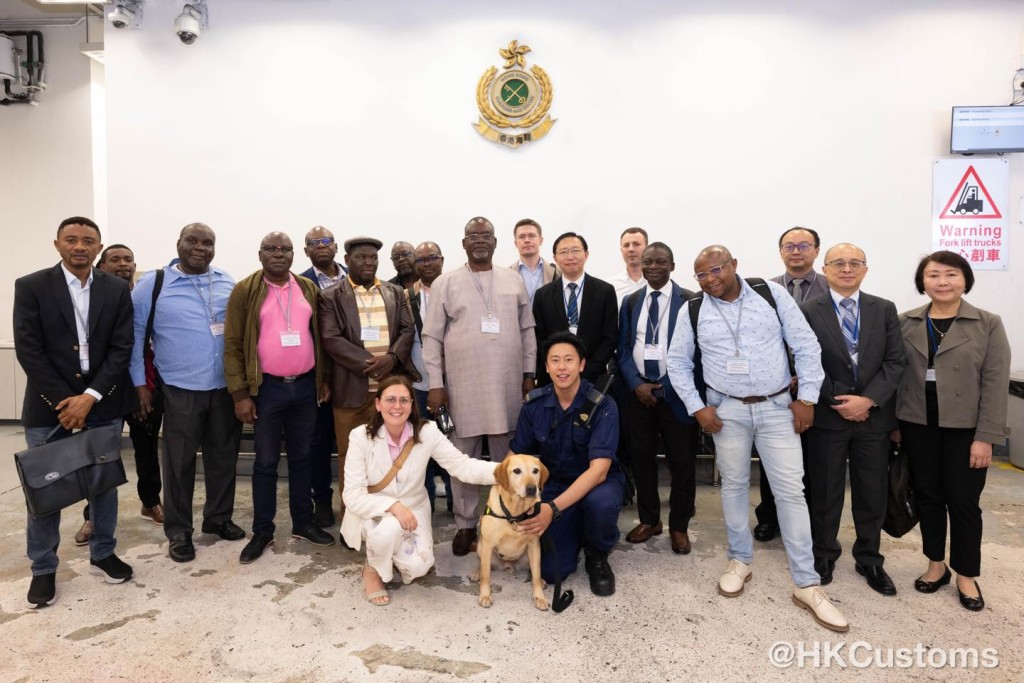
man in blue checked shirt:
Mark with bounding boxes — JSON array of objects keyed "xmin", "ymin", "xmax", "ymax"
[
  {"xmin": 130, "ymin": 223, "xmax": 245, "ymax": 564},
  {"xmin": 666, "ymin": 245, "xmax": 848, "ymax": 633}
]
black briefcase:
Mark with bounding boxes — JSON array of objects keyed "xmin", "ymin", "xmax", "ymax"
[
  {"xmin": 14, "ymin": 423, "xmax": 127, "ymax": 520},
  {"xmin": 882, "ymin": 441, "xmax": 919, "ymax": 538}
]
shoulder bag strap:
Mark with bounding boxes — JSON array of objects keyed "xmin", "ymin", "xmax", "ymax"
[{"xmin": 366, "ymin": 437, "xmax": 417, "ymax": 494}]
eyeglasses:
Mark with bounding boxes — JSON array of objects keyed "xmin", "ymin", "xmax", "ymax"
[
  {"xmin": 555, "ymin": 247, "xmax": 585, "ymax": 257},
  {"xmin": 391, "ymin": 251, "xmax": 413, "ymax": 261},
  {"xmin": 305, "ymin": 237, "xmax": 334, "ymax": 248},
  {"xmin": 260, "ymin": 245, "xmax": 294, "ymax": 254},
  {"xmin": 414, "ymin": 254, "xmax": 442, "ymax": 265},
  {"xmin": 825, "ymin": 259, "xmax": 866, "ymax": 270},
  {"xmin": 781, "ymin": 242, "xmax": 814, "ymax": 253},
  {"xmin": 464, "ymin": 232, "xmax": 495, "ymax": 242},
  {"xmin": 693, "ymin": 259, "xmax": 732, "ymax": 282},
  {"xmin": 380, "ymin": 396, "xmax": 413, "ymax": 406}
]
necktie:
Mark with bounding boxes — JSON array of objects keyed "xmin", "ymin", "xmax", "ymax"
[
  {"xmin": 644, "ymin": 291, "xmax": 661, "ymax": 380},
  {"xmin": 840, "ymin": 297, "xmax": 859, "ymax": 378},
  {"xmin": 791, "ymin": 278, "xmax": 805, "ymax": 304},
  {"xmin": 566, "ymin": 282, "xmax": 579, "ymax": 327}
]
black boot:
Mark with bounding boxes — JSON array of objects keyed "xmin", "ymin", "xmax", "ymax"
[{"xmin": 584, "ymin": 547, "xmax": 615, "ymax": 596}]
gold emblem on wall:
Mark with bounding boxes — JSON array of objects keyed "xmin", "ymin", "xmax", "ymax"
[{"xmin": 474, "ymin": 40, "xmax": 556, "ymax": 148}]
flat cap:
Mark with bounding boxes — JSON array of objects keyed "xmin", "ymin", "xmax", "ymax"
[{"xmin": 343, "ymin": 236, "xmax": 384, "ymax": 253}]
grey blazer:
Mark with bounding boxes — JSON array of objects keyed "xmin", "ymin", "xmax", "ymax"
[{"xmin": 896, "ymin": 299, "xmax": 1011, "ymax": 444}]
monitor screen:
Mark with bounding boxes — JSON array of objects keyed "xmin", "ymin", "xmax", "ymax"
[{"xmin": 950, "ymin": 106, "xmax": 1024, "ymax": 154}]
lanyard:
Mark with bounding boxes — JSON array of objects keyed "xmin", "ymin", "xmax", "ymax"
[
  {"xmin": 831, "ymin": 298, "xmax": 860, "ymax": 343},
  {"xmin": 186, "ymin": 269, "xmax": 216, "ymax": 322},
  {"xmin": 708, "ymin": 294, "xmax": 745, "ymax": 357},
  {"xmin": 356, "ymin": 285, "xmax": 380, "ymax": 326},
  {"xmin": 268, "ymin": 278, "xmax": 294, "ymax": 332},
  {"xmin": 470, "ymin": 267, "xmax": 495, "ymax": 318}
]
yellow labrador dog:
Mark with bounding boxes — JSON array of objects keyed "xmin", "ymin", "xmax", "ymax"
[{"xmin": 473, "ymin": 454, "xmax": 550, "ymax": 611}]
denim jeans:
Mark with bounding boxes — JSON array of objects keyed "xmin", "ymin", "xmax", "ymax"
[
  {"xmin": 24, "ymin": 417, "xmax": 123, "ymax": 576},
  {"xmin": 708, "ymin": 389, "xmax": 819, "ymax": 587}
]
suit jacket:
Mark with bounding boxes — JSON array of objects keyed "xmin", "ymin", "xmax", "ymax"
[
  {"xmin": 508, "ymin": 259, "xmax": 559, "ymax": 285},
  {"xmin": 14, "ymin": 264, "xmax": 137, "ymax": 428},
  {"xmin": 532, "ymin": 273, "xmax": 618, "ymax": 385},
  {"xmin": 801, "ymin": 291, "xmax": 906, "ymax": 432},
  {"xmin": 318, "ymin": 278, "xmax": 417, "ymax": 407},
  {"xmin": 896, "ymin": 299, "xmax": 1011, "ymax": 444},
  {"xmin": 616, "ymin": 281, "xmax": 695, "ymax": 424},
  {"xmin": 299, "ymin": 263, "xmax": 347, "ymax": 291}
]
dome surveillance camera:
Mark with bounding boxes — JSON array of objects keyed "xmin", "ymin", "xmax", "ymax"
[
  {"xmin": 174, "ymin": 4, "xmax": 206, "ymax": 46},
  {"xmin": 108, "ymin": 6, "xmax": 136, "ymax": 30}
]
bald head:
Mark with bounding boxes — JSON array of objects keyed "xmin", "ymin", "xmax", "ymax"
[
  {"xmin": 414, "ymin": 241, "xmax": 444, "ymax": 286},
  {"xmin": 463, "ymin": 216, "xmax": 497, "ymax": 269},
  {"xmin": 693, "ymin": 245, "xmax": 739, "ymax": 301},
  {"xmin": 304, "ymin": 225, "xmax": 338, "ymax": 270},
  {"xmin": 694, "ymin": 245, "xmax": 733, "ymax": 269},
  {"xmin": 258, "ymin": 231, "xmax": 294, "ymax": 282},
  {"xmin": 821, "ymin": 243, "xmax": 869, "ymax": 296},
  {"xmin": 823, "ymin": 243, "xmax": 865, "ymax": 263}
]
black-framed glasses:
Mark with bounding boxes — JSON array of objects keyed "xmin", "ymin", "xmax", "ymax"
[
  {"xmin": 693, "ymin": 259, "xmax": 732, "ymax": 282},
  {"xmin": 825, "ymin": 259, "xmax": 866, "ymax": 270},
  {"xmin": 260, "ymin": 245, "xmax": 294, "ymax": 254},
  {"xmin": 781, "ymin": 242, "xmax": 814, "ymax": 253},
  {"xmin": 464, "ymin": 232, "xmax": 495, "ymax": 242},
  {"xmin": 391, "ymin": 251, "xmax": 413, "ymax": 261},
  {"xmin": 305, "ymin": 237, "xmax": 335, "ymax": 248},
  {"xmin": 414, "ymin": 254, "xmax": 442, "ymax": 265}
]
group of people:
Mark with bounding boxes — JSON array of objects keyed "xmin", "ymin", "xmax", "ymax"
[{"xmin": 14, "ymin": 216, "xmax": 1010, "ymax": 633}]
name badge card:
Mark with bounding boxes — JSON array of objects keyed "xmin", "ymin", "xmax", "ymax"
[
  {"xmin": 568, "ymin": 325, "xmax": 578, "ymax": 335},
  {"xmin": 210, "ymin": 322, "xmax": 225, "ymax": 336},
  {"xmin": 481, "ymin": 317, "xmax": 500, "ymax": 334},
  {"xmin": 643, "ymin": 344, "xmax": 662, "ymax": 361},
  {"xmin": 280, "ymin": 332, "xmax": 302, "ymax": 347},
  {"xmin": 726, "ymin": 358, "xmax": 750, "ymax": 375},
  {"xmin": 361, "ymin": 326, "xmax": 381, "ymax": 342},
  {"xmin": 925, "ymin": 368, "xmax": 936, "ymax": 382}
]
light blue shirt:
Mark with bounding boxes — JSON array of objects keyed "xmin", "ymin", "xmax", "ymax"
[
  {"xmin": 129, "ymin": 259, "xmax": 236, "ymax": 391},
  {"xmin": 517, "ymin": 259, "xmax": 547, "ymax": 302},
  {"xmin": 666, "ymin": 277, "xmax": 823, "ymax": 414}
]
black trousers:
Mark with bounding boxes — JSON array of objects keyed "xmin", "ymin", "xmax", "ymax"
[
  {"xmin": 161, "ymin": 385, "xmax": 242, "ymax": 539},
  {"xmin": 755, "ymin": 433, "xmax": 811, "ymax": 526},
  {"xmin": 625, "ymin": 392, "xmax": 699, "ymax": 532},
  {"xmin": 83, "ymin": 409, "xmax": 164, "ymax": 521},
  {"xmin": 806, "ymin": 425, "xmax": 889, "ymax": 567},
  {"xmin": 309, "ymin": 400, "xmax": 336, "ymax": 505},
  {"xmin": 901, "ymin": 421, "xmax": 986, "ymax": 577}
]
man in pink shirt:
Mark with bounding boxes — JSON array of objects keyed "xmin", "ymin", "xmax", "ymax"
[{"xmin": 224, "ymin": 232, "xmax": 335, "ymax": 563}]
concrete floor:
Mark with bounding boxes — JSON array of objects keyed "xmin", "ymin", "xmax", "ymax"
[{"xmin": 0, "ymin": 425, "xmax": 1021, "ymax": 682}]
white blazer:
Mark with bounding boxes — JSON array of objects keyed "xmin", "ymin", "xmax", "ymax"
[{"xmin": 341, "ymin": 420, "xmax": 497, "ymax": 551}]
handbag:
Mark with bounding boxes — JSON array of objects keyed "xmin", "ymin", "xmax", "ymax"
[
  {"xmin": 882, "ymin": 441, "xmax": 919, "ymax": 538},
  {"xmin": 15, "ymin": 423, "xmax": 127, "ymax": 519}
]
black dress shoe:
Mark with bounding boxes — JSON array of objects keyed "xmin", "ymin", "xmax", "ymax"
[
  {"xmin": 814, "ymin": 558, "xmax": 835, "ymax": 586},
  {"xmin": 240, "ymin": 534, "xmax": 274, "ymax": 564},
  {"xmin": 856, "ymin": 564, "xmax": 897, "ymax": 596},
  {"xmin": 168, "ymin": 533, "xmax": 196, "ymax": 563},
  {"xmin": 27, "ymin": 572, "xmax": 57, "ymax": 609},
  {"xmin": 452, "ymin": 529, "xmax": 477, "ymax": 556},
  {"xmin": 914, "ymin": 566, "xmax": 952, "ymax": 593},
  {"xmin": 584, "ymin": 548, "xmax": 615, "ymax": 597},
  {"xmin": 201, "ymin": 519, "xmax": 246, "ymax": 541},
  {"xmin": 753, "ymin": 523, "xmax": 779, "ymax": 542},
  {"xmin": 957, "ymin": 579, "xmax": 985, "ymax": 611},
  {"xmin": 292, "ymin": 524, "xmax": 336, "ymax": 546},
  {"xmin": 313, "ymin": 500, "xmax": 335, "ymax": 529}
]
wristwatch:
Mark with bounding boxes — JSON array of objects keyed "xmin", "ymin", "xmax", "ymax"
[
  {"xmin": 798, "ymin": 400, "xmax": 815, "ymax": 407},
  {"xmin": 545, "ymin": 501, "xmax": 562, "ymax": 521},
  {"xmin": 523, "ymin": 372, "xmax": 536, "ymax": 380}
]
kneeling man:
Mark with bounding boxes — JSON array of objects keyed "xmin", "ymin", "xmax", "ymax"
[{"xmin": 513, "ymin": 332, "xmax": 625, "ymax": 596}]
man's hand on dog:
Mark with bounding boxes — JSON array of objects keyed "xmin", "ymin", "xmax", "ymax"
[
  {"xmin": 388, "ymin": 502, "xmax": 417, "ymax": 531},
  {"xmin": 518, "ymin": 503, "xmax": 553, "ymax": 537}
]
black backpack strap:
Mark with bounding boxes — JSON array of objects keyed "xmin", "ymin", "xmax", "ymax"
[
  {"xmin": 145, "ymin": 268, "xmax": 165, "ymax": 347},
  {"xmin": 744, "ymin": 277, "xmax": 780, "ymax": 322}
]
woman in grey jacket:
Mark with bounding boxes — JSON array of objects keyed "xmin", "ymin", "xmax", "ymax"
[{"xmin": 895, "ymin": 251, "xmax": 1011, "ymax": 612}]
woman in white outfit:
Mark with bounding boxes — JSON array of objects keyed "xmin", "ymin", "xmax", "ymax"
[{"xmin": 342, "ymin": 375, "xmax": 497, "ymax": 605}]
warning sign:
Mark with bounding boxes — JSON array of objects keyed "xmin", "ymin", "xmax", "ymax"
[{"xmin": 932, "ymin": 159, "xmax": 1008, "ymax": 270}]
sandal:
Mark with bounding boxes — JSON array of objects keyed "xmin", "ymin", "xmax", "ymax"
[{"xmin": 362, "ymin": 566, "xmax": 390, "ymax": 606}]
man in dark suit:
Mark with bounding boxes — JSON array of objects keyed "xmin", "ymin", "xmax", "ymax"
[
  {"xmin": 802, "ymin": 243, "xmax": 906, "ymax": 594},
  {"xmin": 14, "ymin": 216, "xmax": 137, "ymax": 608},
  {"xmin": 532, "ymin": 232, "xmax": 617, "ymax": 386},
  {"xmin": 617, "ymin": 243, "xmax": 700, "ymax": 553},
  {"xmin": 299, "ymin": 225, "xmax": 348, "ymax": 527}
]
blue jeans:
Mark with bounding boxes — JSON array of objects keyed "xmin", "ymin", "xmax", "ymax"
[
  {"xmin": 251, "ymin": 373, "xmax": 317, "ymax": 536},
  {"xmin": 24, "ymin": 417, "xmax": 123, "ymax": 576},
  {"xmin": 708, "ymin": 389, "xmax": 818, "ymax": 587}
]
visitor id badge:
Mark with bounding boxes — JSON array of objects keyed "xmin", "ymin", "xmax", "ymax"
[
  {"xmin": 361, "ymin": 326, "xmax": 381, "ymax": 342},
  {"xmin": 925, "ymin": 368, "xmax": 936, "ymax": 382},
  {"xmin": 481, "ymin": 317, "xmax": 500, "ymax": 334},
  {"xmin": 643, "ymin": 344, "xmax": 662, "ymax": 361},
  {"xmin": 79, "ymin": 342, "xmax": 89, "ymax": 364},
  {"xmin": 280, "ymin": 331, "xmax": 301, "ymax": 347},
  {"xmin": 209, "ymin": 322, "xmax": 225, "ymax": 336},
  {"xmin": 726, "ymin": 358, "xmax": 750, "ymax": 375}
]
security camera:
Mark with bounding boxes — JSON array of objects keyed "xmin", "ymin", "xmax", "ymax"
[
  {"xmin": 174, "ymin": 3, "xmax": 207, "ymax": 46},
  {"xmin": 108, "ymin": 3, "xmax": 142, "ymax": 31}
]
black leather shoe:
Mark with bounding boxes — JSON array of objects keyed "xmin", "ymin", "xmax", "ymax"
[
  {"xmin": 240, "ymin": 534, "xmax": 274, "ymax": 564},
  {"xmin": 753, "ymin": 523, "xmax": 779, "ymax": 542},
  {"xmin": 201, "ymin": 519, "xmax": 246, "ymax": 541},
  {"xmin": 27, "ymin": 572, "xmax": 57, "ymax": 609},
  {"xmin": 291, "ymin": 524, "xmax": 336, "ymax": 546},
  {"xmin": 856, "ymin": 564, "xmax": 897, "ymax": 596},
  {"xmin": 90, "ymin": 554, "xmax": 133, "ymax": 583},
  {"xmin": 168, "ymin": 533, "xmax": 196, "ymax": 563},
  {"xmin": 313, "ymin": 500, "xmax": 335, "ymax": 529},
  {"xmin": 452, "ymin": 529, "xmax": 477, "ymax": 556},
  {"xmin": 957, "ymin": 579, "xmax": 984, "ymax": 612},
  {"xmin": 814, "ymin": 558, "xmax": 835, "ymax": 586},
  {"xmin": 584, "ymin": 548, "xmax": 616, "ymax": 597},
  {"xmin": 914, "ymin": 565, "xmax": 952, "ymax": 593}
]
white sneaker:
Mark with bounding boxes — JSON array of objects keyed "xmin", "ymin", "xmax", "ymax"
[
  {"xmin": 718, "ymin": 559, "xmax": 752, "ymax": 597},
  {"xmin": 792, "ymin": 585, "xmax": 849, "ymax": 633}
]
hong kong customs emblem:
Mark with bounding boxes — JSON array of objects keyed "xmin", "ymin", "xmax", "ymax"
[{"xmin": 474, "ymin": 40, "xmax": 556, "ymax": 148}]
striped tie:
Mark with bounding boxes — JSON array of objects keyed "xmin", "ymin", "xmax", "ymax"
[
  {"xmin": 566, "ymin": 282, "xmax": 579, "ymax": 327},
  {"xmin": 840, "ymin": 297, "xmax": 858, "ymax": 378}
]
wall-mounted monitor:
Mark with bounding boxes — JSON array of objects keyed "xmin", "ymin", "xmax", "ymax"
[{"xmin": 951, "ymin": 106, "xmax": 1024, "ymax": 154}]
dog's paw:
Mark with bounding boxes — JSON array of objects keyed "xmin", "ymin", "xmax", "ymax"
[
  {"xmin": 479, "ymin": 595, "xmax": 493, "ymax": 608},
  {"xmin": 534, "ymin": 596, "xmax": 550, "ymax": 611},
  {"xmin": 469, "ymin": 570, "xmax": 480, "ymax": 582}
]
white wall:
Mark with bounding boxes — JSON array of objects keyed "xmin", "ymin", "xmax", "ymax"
[{"xmin": 8, "ymin": 0, "xmax": 1024, "ymax": 364}]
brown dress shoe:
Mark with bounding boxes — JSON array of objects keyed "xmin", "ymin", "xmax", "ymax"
[
  {"xmin": 141, "ymin": 504, "xmax": 165, "ymax": 525},
  {"xmin": 74, "ymin": 520, "xmax": 93, "ymax": 547},
  {"xmin": 670, "ymin": 530, "xmax": 691, "ymax": 555},
  {"xmin": 452, "ymin": 528, "xmax": 477, "ymax": 556},
  {"xmin": 625, "ymin": 521, "xmax": 663, "ymax": 543}
]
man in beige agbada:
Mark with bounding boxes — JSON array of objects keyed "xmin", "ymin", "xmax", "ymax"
[{"xmin": 422, "ymin": 216, "xmax": 537, "ymax": 556}]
